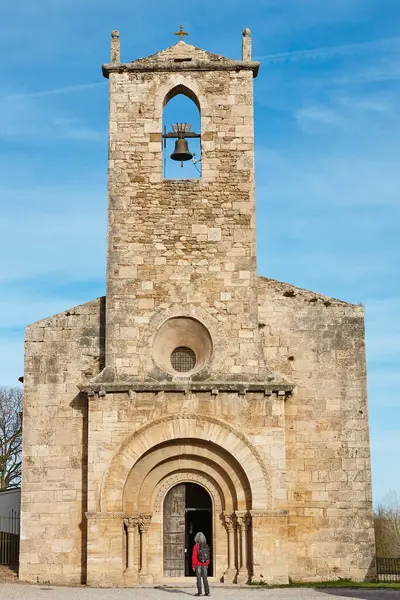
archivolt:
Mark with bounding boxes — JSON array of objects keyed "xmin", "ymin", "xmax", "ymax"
[
  {"xmin": 101, "ymin": 414, "xmax": 272, "ymax": 512},
  {"xmin": 124, "ymin": 447, "xmax": 243, "ymax": 513}
]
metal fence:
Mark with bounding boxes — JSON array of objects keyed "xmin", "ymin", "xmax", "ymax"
[
  {"xmin": 376, "ymin": 557, "xmax": 400, "ymax": 582},
  {"xmin": 0, "ymin": 510, "xmax": 20, "ymax": 565}
]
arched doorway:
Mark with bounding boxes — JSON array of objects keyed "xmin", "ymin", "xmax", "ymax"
[{"xmin": 163, "ymin": 482, "xmax": 213, "ymax": 577}]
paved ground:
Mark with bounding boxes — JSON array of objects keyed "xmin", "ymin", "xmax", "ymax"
[{"xmin": 0, "ymin": 584, "xmax": 399, "ymax": 600}]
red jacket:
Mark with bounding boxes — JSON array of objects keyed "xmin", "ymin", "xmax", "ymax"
[{"xmin": 192, "ymin": 543, "xmax": 210, "ymax": 569}]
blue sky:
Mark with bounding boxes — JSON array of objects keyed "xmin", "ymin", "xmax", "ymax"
[{"xmin": 0, "ymin": 0, "xmax": 399, "ymax": 505}]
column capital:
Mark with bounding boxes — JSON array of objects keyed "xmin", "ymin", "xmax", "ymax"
[
  {"xmin": 223, "ymin": 511, "xmax": 237, "ymax": 532},
  {"xmin": 236, "ymin": 511, "xmax": 251, "ymax": 530},
  {"xmin": 124, "ymin": 516, "xmax": 139, "ymax": 531},
  {"xmin": 138, "ymin": 513, "xmax": 152, "ymax": 532}
]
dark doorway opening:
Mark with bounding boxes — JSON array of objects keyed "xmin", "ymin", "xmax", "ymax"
[
  {"xmin": 163, "ymin": 482, "xmax": 213, "ymax": 577},
  {"xmin": 185, "ymin": 483, "xmax": 213, "ymax": 577}
]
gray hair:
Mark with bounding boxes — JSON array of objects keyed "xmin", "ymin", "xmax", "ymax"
[{"xmin": 194, "ymin": 532, "xmax": 206, "ymax": 544}]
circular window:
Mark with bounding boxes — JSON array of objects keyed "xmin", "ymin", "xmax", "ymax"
[
  {"xmin": 152, "ymin": 317, "xmax": 212, "ymax": 377},
  {"xmin": 171, "ymin": 347, "xmax": 196, "ymax": 372}
]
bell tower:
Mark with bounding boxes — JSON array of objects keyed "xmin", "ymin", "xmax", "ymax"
[{"xmin": 99, "ymin": 28, "xmax": 284, "ymax": 389}]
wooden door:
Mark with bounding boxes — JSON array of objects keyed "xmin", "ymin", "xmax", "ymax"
[{"xmin": 163, "ymin": 484, "xmax": 186, "ymax": 576}]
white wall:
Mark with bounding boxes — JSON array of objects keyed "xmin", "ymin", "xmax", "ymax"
[
  {"xmin": 0, "ymin": 489, "xmax": 20, "ymax": 516},
  {"xmin": 0, "ymin": 489, "xmax": 20, "ymax": 533}
]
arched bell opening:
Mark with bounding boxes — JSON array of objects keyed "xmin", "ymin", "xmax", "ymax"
[
  {"xmin": 163, "ymin": 482, "xmax": 213, "ymax": 578},
  {"xmin": 162, "ymin": 85, "xmax": 201, "ymax": 180}
]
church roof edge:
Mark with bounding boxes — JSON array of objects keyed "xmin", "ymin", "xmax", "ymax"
[
  {"xmin": 257, "ymin": 276, "xmax": 363, "ymax": 310},
  {"xmin": 102, "ymin": 40, "xmax": 259, "ymax": 78}
]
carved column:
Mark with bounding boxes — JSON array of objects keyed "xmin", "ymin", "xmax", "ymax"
[
  {"xmin": 223, "ymin": 512, "xmax": 237, "ymax": 575},
  {"xmin": 236, "ymin": 512, "xmax": 251, "ymax": 580},
  {"xmin": 138, "ymin": 514, "xmax": 152, "ymax": 574},
  {"xmin": 124, "ymin": 517, "xmax": 139, "ymax": 570}
]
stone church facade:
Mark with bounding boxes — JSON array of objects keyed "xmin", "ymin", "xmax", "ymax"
[{"xmin": 20, "ymin": 30, "xmax": 376, "ymax": 586}]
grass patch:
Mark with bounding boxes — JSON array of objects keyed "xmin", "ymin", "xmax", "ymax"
[{"xmin": 249, "ymin": 578, "xmax": 400, "ymax": 589}]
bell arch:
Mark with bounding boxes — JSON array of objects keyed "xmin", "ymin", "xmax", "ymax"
[
  {"xmin": 101, "ymin": 414, "xmax": 272, "ymax": 512},
  {"xmin": 160, "ymin": 78, "xmax": 202, "ymax": 180},
  {"xmin": 155, "ymin": 75, "xmax": 208, "ymax": 116},
  {"xmin": 163, "ymin": 84, "xmax": 200, "ymax": 111}
]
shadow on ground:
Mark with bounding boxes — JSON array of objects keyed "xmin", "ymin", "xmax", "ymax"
[{"xmin": 155, "ymin": 586, "xmax": 196, "ymax": 596}]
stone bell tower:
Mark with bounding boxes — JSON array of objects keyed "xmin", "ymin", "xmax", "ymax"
[{"xmin": 98, "ymin": 28, "xmax": 283, "ymax": 390}]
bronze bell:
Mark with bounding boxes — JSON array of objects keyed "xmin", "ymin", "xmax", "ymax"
[{"xmin": 171, "ymin": 138, "xmax": 193, "ymax": 163}]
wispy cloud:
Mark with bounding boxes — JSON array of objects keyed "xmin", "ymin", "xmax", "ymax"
[
  {"xmin": 53, "ymin": 117, "xmax": 104, "ymax": 141},
  {"xmin": 295, "ymin": 106, "xmax": 343, "ymax": 129},
  {"xmin": 0, "ymin": 182, "xmax": 106, "ymax": 284},
  {"xmin": 4, "ymin": 82, "xmax": 104, "ymax": 101},
  {"xmin": 365, "ymin": 299, "xmax": 400, "ymax": 364},
  {"xmin": 256, "ymin": 148, "xmax": 400, "ymax": 208},
  {"xmin": 295, "ymin": 91, "xmax": 393, "ymax": 131},
  {"xmin": 0, "ymin": 89, "xmax": 105, "ymax": 141},
  {"xmin": 256, "ymin": 37, "xmax": 400, "ymax": 64}
]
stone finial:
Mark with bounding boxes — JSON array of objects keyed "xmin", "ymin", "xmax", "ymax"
[
  {"xmin": 111, "ymin": 30, "xmax": 120, "ymax": 63},
  {"xmin": 242, "ymin": 28, "xmax": 252, "ymax": 61}
]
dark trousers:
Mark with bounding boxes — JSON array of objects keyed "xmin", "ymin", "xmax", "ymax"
[{"xmin": 195, "ymin": 565, "xmax": 210, "ymax": 595}]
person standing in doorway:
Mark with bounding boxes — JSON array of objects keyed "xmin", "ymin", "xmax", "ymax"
[{"xmin": 192, "ymin": 531, "xmax": 210, "ymax": 596}]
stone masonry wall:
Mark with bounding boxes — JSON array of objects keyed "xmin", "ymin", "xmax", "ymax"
[
  {"xmin": 20, "ymin": 298, "xmax": 105, "ymax": 585},
  {"xmin": 105, "ymin": 62, "xmax": 268, "ymax": 382},
  {"xmin": 258, "ymin": 277, "xmax": 376, "ymax": 582},
  {"xmin": 87, "ymin": 390, "xmax": 287, "ymax": 514}
]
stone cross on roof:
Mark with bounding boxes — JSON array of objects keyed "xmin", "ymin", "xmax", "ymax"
[{"xmin": 173, "ymin": 24, "xmax": 189, "ymax": 42}]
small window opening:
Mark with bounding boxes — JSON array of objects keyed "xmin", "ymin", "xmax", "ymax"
[
  {"xmin": 162, "ymin": 91, "xmax": 201, "ymax": 180},
  {"xmin": 171, "ymin": 347, "xmax": 196, "ymax": 372}
]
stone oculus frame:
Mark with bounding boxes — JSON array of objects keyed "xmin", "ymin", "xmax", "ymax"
[{"xmin": 19, "ymin": 28, "xmax": 376, "ymax": 587}]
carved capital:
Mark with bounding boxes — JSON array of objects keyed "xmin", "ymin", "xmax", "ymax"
[
  {"xmin": 124, "ymin": 516, "xmax": 139, "ymax": 531},
  {"xmin": 223, "ymin": 511, "xmax": 237, "ymax": 532},
  {"xmin": 236, "ymin": 512, "xmax": 251, "ymax": 530},
  {"xmin": 138, "ymin": 513, "xmax": 152, "ymax": 533}
]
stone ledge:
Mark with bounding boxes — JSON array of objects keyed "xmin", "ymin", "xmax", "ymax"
[
  {"xmin": 102, "ymin": 60, "xmax": 260, "ymax": 78},
  {"xmin": 250, "ymin": 509, "xmax": 289, "ymax": 517},
  {"xmin": 78, "ymin": 381, "xmax": 294, "ymax": 396}
]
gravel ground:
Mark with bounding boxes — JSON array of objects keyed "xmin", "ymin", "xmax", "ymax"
[
  {"xmin": 0, "ymin": 584, "xmax": 399, "ymax": 600},
  {"xmin": 0, "ymin": 565, "xmax": 18, "ymax": 583}
]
